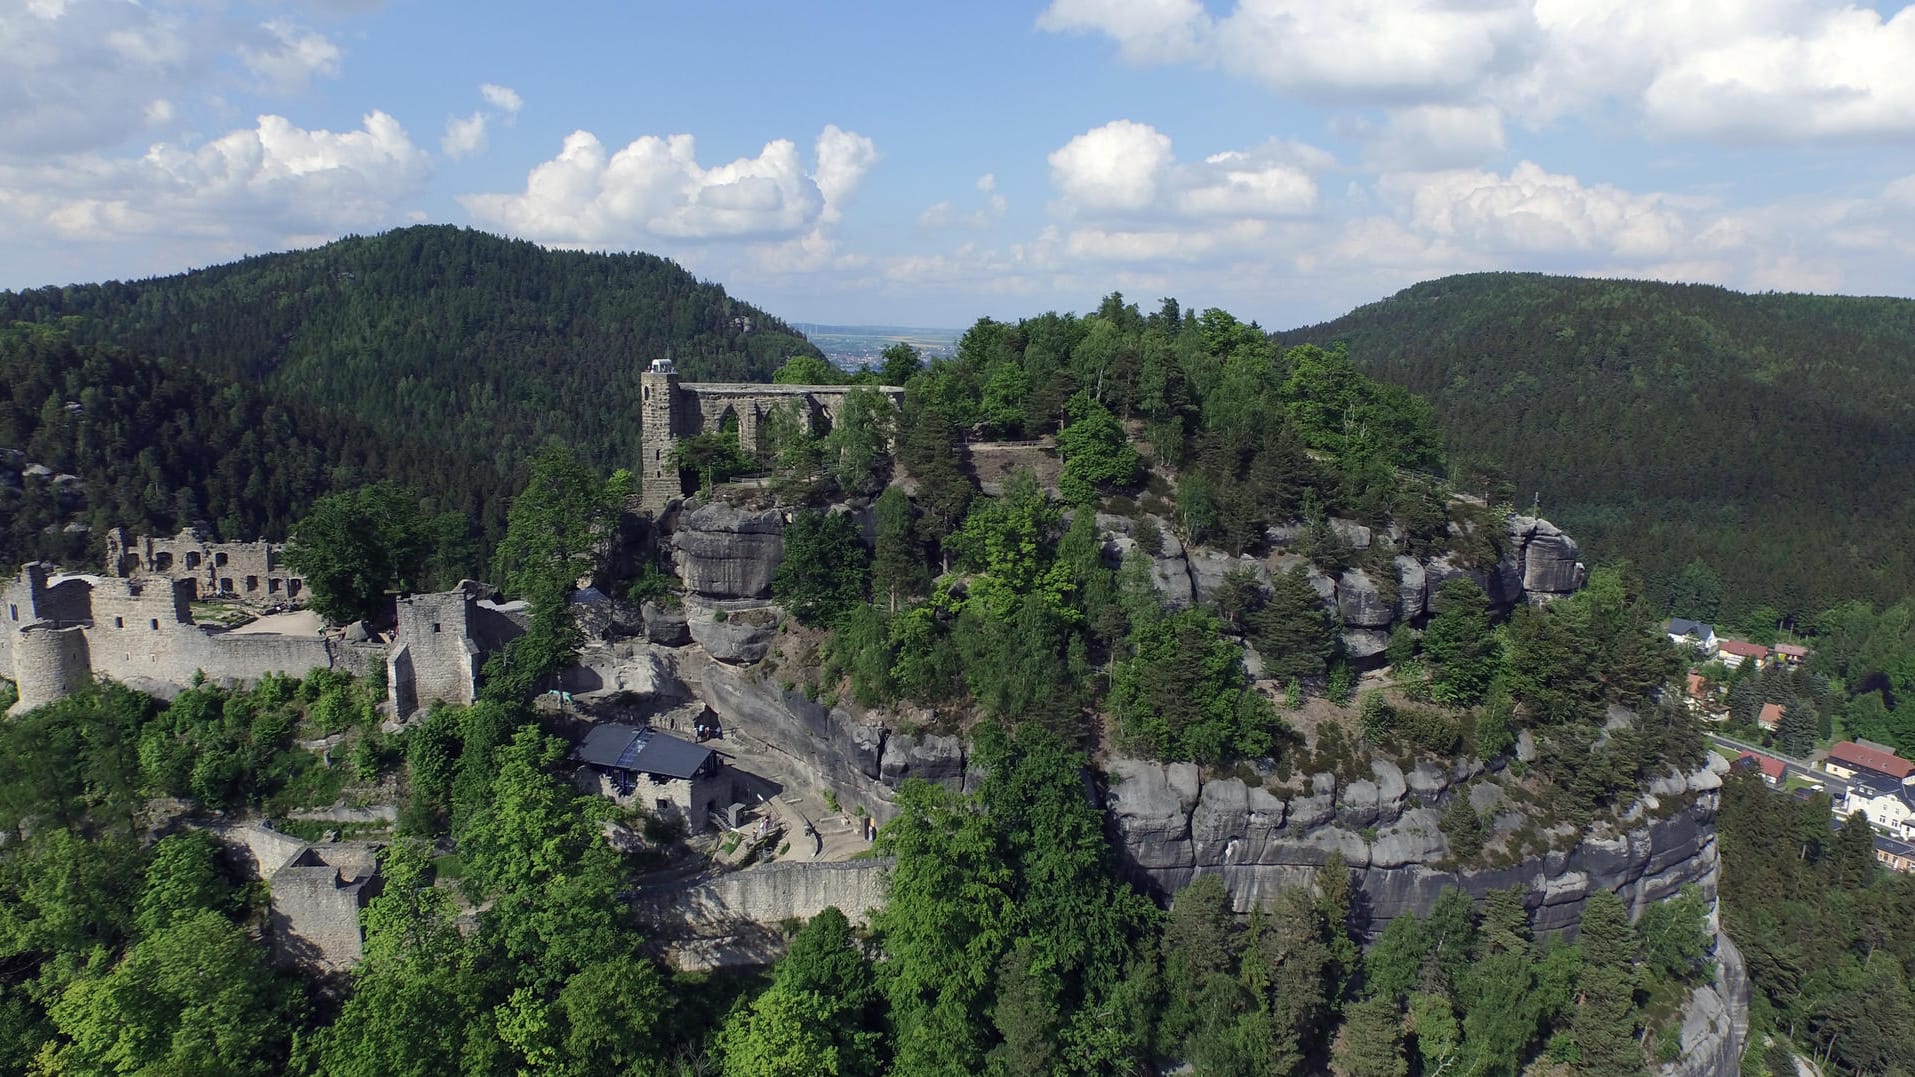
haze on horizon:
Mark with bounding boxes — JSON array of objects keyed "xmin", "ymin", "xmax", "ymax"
[{"xmin": 4, "ymin": 0, "xmax": 1915, "ymax": 329}]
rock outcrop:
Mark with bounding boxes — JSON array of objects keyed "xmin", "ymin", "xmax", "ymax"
[
  {"xmin": 1104, "ymin": 752, "xmax": 1728, "ymax": 938},
  {"xmin": 1659, "ymin": 932, "xmax": 1749, "ymax": 1077},
  {"xmin": 699, "ymin": 663, "xmax": 977, "ymax": 824},
  {"xmin": 1096, "ymin": 511, "xmax": 1586, "ymax": 666},
  {"xmin": 686, "ymin": 605, "xmax": 781, "ymax": 665},
  {"xmin": 673, "ymin": 502, "xmax": 785, "ymax": 599}
]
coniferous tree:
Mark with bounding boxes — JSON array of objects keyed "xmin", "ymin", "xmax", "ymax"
[
  {"xmin": 1249, "ymin": 565, "xmax": 1338, "ymax": 682},
  {"xmin": 1568, "ymin": 890, "xmax": 1645, "ymax": 1076}
]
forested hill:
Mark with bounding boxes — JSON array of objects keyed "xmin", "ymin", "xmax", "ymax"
[
  {"xmin": 0, "ymin": 225, "xmax": 820, "ymax": 476},
  {"xmin": 1278, "ymin": 273, "xmax": 1915, "ymax": 621},
  {"xmin": 0, "ymin": 326, "xmax": 511, "ymax": 572}
]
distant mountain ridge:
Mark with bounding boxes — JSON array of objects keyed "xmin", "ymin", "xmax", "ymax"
[
  {"xmin": 0, "ymin": 225, "xmax": 822, "ymax": 480},
  {"xmin": 1277, "ymin": 272, "xmax": 1915, "ymax": 618}
]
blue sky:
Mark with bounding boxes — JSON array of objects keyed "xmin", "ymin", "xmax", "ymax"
[{"xmin": 4, "ymin": 1, "xmax": 1915, "ymax": 330}]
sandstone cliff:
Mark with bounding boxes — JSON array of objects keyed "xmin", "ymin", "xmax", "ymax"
[
  {"xmin": 1097, "ymin": 512, "xmax": 1585, "ymax": 663},
  {"xmin": 1103, "ymin": 752, "xmax": 1727, "ymax": 936}
]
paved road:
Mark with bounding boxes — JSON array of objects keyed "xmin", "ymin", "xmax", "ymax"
[{"xmin": 1706, "ymin": 732, "xmax": 1849, "ymax": 802}]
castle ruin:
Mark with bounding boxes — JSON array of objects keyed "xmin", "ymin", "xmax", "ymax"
[
  {"xmin": 106, "ymin": 527, "xmax": 305, "ymax": 606},
  {"xmin": 0, "ymin": 563, "xmax": 523, "ymax": 717},
  {"xmin": 639, "ymin": 359, "xmax": 905, "ymax": 512}
]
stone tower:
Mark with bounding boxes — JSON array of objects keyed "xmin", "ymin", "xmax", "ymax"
[{"xmin": 640, "ymin": 358, "xmax": 682, "ymax": 513}]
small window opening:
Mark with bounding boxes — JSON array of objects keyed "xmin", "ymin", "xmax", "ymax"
[
  {"xmin": 431, "ymin": 623, "xmax": 441, "ymax": 634},
  {"xmin": 245, "ymin": 576, "xmax": 259, "ymax": 592},
  {"xmin": 214, "ymin": 552, "xmax": 228, "ymax": 567},
  {"xmin": 114, "ymin": 617, "xmax": 124, "ymax": 628},
  {"xmin": 149, "ymin": 619, "xmax": 159, "ymax": 631},
  {"xmin": 184, "ymin": 552, "xmax": 200, "ymax": 570}
]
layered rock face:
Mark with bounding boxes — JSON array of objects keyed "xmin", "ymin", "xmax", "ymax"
[
  {"xmin": 1099, "ymin": 512, "xmax": 1585, "ymax": 664},
  {"xmin": 1105, "ymin": 752, "xmax": 1727, "ymax": 937},
  {"xmin": 672, "ymin": 503, "xmax": 784, "ymax": 599},
  {"xmin": 701, "ymin": 663, "xmax": 971, "ymax": 825}
]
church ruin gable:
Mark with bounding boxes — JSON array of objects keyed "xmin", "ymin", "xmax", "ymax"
[{"xmin": 638, "ymin": 358, "xmax": 904, "ymax": 511}]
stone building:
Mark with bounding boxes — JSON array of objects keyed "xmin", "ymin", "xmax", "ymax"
[
  {"xmin": 0, "ymin": 562, "xmax": 514, "ymax": 715},
  {"xmin": 105, "ymin": 527, "xmax": 305, "ymax": 606},
  {"xmin": 214, "ymin": 823, "xmax": 379, "ymax": 972},
  {"xmin": 638, "ymin": 359, "xmax": 904, "ymax": 512},
  {"xmin": 575, "ymin": 722, "xmax": 729, "ymax": 831},
  {"xmin": 386, "ymin": 583, "xmax": 528, "ymax": 718}
]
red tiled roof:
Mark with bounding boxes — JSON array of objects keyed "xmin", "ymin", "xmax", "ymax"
[
  {"xmin": 1829, "ymin": 740, "xmax": 1915, "ymax": 780},
  {"xmin": 1738, "ymin": 752, "xmax": 1786, "ymax": 781},
  {"xmin": 1773, "ymin": 643, "xmax": 1809, "ymax": 657},
  {"xmin": 1720, "ymin": 639, "xmax": 1769, "ymax": 659},
  {"xmin": 1757, "ymin": 702, "xmax": 1784, "ymax": 730}
]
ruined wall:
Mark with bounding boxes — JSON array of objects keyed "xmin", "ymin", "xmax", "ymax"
[
  {"xmin": 636, "ymin": 371, "xmax": 905, "ymax": 513},
  {"xmin": 106, "ymin": 527, "xmax": 304, "ymax": 605},
  {"xmin": 268, "ymin": 849, "xmax": 375, "ymax": 972},
  {"xmin": 2, "ymin": 565, "xmax": 488, "ymax": 713},
  {"xmin": 388, "ymin": 590, "xmax": 478, "ymax": 718},
  {"xmin": 12, "ymin": 624, "xmax": 90, "ymax": 711}
]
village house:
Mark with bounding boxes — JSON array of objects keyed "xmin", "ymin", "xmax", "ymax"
[
  {"xmin": 1823, "ymin": 740, "xmax": 1915, "ymax": 783},
  {"xmin": 1771, "ymin": 642, "xmax": 1809, "ymax": 666},
  {"xmin": 1666, "ymin": 618, "xmax": 1719, "ymax": 655},
  {"xmin": 1736, "ymin": 752, "xmax": 1786, "ymax": 787},
  {"xmin": 573, "ymin": 723, "xmax": 730, "ymax": 832},
  {"xmin": 1874, "ymin": 833, "xmax": 1915, "ymax": 874},
  {"xmin": 1842, "ymin": 773, "xmax": 1915, "ymax": 842},
  {"xmin": 1757, "ymin": 702, "xmax": 1783, "ymax": 733},
  {"xmin": 1716, "ymin": 638, "xmax": 1770, "ymax": 670}
]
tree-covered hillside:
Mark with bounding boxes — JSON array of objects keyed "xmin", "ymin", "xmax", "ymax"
[
  {"xmin": 1278, "ymin": 274, "xmax": 1915, "ymax": 621},
  {"xmin": 0, "ymin": 225, "xmax": 820, "ymax": 477},
  {"xmin": 0, "ymin": 326, "xmax": 503, "ymax": 573}
]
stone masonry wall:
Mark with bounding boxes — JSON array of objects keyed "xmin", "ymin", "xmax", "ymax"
[
  {"xmin": 1, "ymin": 564, "xmax": 497, "ymax": 713},
  {"xmin": 106, "ymin": 527, "xmax": 304, "ymax": 605},
  {"xmin": 388, "ymin": 590, "xmax": 478, "ymax": 717}
]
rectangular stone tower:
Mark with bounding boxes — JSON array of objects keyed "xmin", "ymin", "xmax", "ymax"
[{"xmin": 640, "ymin": 359, "xmax": 681, "ymax": 513}]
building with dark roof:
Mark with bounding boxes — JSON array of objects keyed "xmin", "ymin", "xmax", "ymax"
[
  {"xmin": 1875, "ymin": 833, "xmax": 1915, "ymax": 873},
  {"xmin": 1666, "ymin": 618, "xmax": 1718, "ymax": 654},
  {"xmin": 574, "ymin": 723, "xmax": 729, "ymax": 832},
  {"xmin": 1842, "ymin": 771, "xmax": 1915, "ymax": 841}
]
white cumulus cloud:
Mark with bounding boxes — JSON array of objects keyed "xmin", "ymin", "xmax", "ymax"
[
  {"xmin": 238, "ymin": 20, "xmax": 343, "ymax": 95},
  {"xmin": 1045, "ymin": 121, "xmax": 1325, "ymax": 262},
  {"xmin": 0, "ymin": 0, "xmax": 199, "ymax": 156},
  {"xmin": 1378, "ymin": 160, "xmax": 1693, "ymax": 257},
  {"xmin": 1040, "ymin": 0, "xmax": 1915, "ymax": 142},
  {"xmin": 480, "ymin": 83, "xmax": 523, "ymax": 115},
  {"xmin": 442, "ymin": 113, "xmax": 489, "ymax": 159},
  {"xmin": 441, "ymin": 83, "xmax": 525, "ymax": 160},
  {"xmin": 459, "ymin": 124, "xmax": 877, "ymax": 245},
  {"xmin": 1365, "ymin": 104, "xmax": 1508, "ymax": 170},
  {"xmin": 919, "ymin": 172, "xmax": 1010, "ymax": 229},
  {"xmin": 1049, "ymin": 119, "xmax": 1174, "ymax": 213},
  {"xmin": 0, "ymin": 111, "xmax": 430, "ymax": 243}
]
